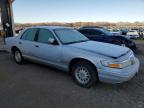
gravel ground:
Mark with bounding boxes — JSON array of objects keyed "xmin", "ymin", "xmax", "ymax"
[{"xmin": 0, "ymin": 40, "xmax": 144, "ymax": 108}]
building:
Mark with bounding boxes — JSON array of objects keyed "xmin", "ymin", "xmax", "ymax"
[{"xmin": 0, "ymin": 0, "xmax": 15, "ymax": 37}]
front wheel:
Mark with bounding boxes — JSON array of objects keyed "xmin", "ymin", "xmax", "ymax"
[
  {"xmin": 72, "ymin": 61, "xmax": 98, "ymax": 88},
  {"xmin": 13, "ymin": 49, "xmax": 23, "ymax": 64}
]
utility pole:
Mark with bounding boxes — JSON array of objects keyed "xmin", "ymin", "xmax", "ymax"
[{"xmin": 0, "ymin": 0, "xmax": 15, "ymax": 37}]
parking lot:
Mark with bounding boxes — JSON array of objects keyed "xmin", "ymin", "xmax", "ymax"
[{"xmin": 0, "ymin": 40, "xmax": 144, "ymax": 108}]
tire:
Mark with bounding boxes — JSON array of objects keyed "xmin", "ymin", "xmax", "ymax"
[
  {"xmin": 71, "ymin": 61, "xmax": 98, "ymax": 88},
  {"xmin": 13, "ymin": 48, "xmax": 23, "ymax": 64}
]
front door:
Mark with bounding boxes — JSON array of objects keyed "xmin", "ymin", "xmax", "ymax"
[{"xmin": 34, "ymin": 28, "xmax": 61, "ymax": 64}]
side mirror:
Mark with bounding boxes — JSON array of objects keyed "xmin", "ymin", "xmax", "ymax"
[{"xmin": 48, "ymin": 38, "xmax": 58, "ymax": 45}]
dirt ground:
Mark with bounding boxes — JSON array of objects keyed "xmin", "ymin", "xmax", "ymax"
[{"xmin": 0, "ymin": 40, "xmax": 144, "ymax": 108}]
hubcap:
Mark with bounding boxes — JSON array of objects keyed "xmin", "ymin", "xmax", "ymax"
[
  {"xmin": 15, "ymin": 51, "xmax": 21, "ymax": 62},
  {"xmin": 75, "ymin": 66, "xmax": 90, "ymax": 84}
]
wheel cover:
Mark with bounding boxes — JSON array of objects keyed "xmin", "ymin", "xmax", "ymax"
[
  {"xmin": 15, "ymin": 51, "xmax": 22, "ymax": 62},
  {"xmin": 75, "ymin": 66, "xmax": 91, "ymax": 85}
]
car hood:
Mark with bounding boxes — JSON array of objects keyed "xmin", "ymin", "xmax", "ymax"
[{"xmin": 68, "ymin": 41, "xmax": 130, "ymax": 59}]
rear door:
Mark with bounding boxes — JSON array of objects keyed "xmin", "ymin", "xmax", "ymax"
[{"xmin": 19, "ymin": 28, "xmax": 38, "ymax": 57}]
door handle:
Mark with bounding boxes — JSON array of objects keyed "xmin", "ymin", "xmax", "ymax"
[
  {"xmin": 35, "ymin": 45, "xmax": 39, "ymax": 48},
  {"xmin": 19, "ymin": 42, "xmax": 22, "ymax": 44}
]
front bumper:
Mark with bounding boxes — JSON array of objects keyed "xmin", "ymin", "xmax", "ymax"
[{"xmin": 98, "ymin": 58, "xmax": 140, "ymax": 84}]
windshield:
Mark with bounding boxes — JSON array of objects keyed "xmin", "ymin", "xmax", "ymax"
[
  {"xmin": 100, "ymin": 29, "xmax": 113, "ymax": 36},
  {"xmin": 54, "ymin": 29, "xmax": 89, "ymax": 44}
]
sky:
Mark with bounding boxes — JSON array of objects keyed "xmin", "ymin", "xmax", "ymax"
[{"xmin": 12, "ymin": 0, "xmax": 144, "ymax": 23}]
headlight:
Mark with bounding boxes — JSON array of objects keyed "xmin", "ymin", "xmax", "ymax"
[
  {"xmin": 101, "ymin": 59, "xmax": 134, "ymax": 69},
  {"xmin": 101, "ymin": 60, "xmax": 123, "ymax": 69}
]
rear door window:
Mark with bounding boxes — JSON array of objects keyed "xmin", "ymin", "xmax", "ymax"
[
  {"xmin": 79, "ymin": 29, "xmax": 89, "ymax": 35},
  {"xmin": 80, "ymin": 29, "xmax": 103, "ymax": 36},
  {"xmin": 88, "ymin": 30, "xmax": 102, "ymax": 35},
  {"xmin": 21, "ymin": 28, "xmax": 37, "ymax": 41}
]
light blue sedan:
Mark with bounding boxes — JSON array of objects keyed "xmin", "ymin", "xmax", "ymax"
[{"xmin": 5, "ymin": 26, "xmax": 140, "ymax": 87}]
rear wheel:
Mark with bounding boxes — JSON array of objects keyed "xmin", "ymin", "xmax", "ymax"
[
  {"xmin": 71, "ymin": 61, "xmax": 98, "ymax": 88},
  {"xmin": 13, "ymin": 49, "xmax": 23, "ymax": 64}
]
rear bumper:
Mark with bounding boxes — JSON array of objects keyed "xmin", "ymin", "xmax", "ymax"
[{"xmin": 98, "ymin": 58, "xmax": 140, "ymax": 84}]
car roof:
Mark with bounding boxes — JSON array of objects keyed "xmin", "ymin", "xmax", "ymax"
[{"xmin": 29, "ymin": 26, "xmax": 72, "ymax": 30}]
